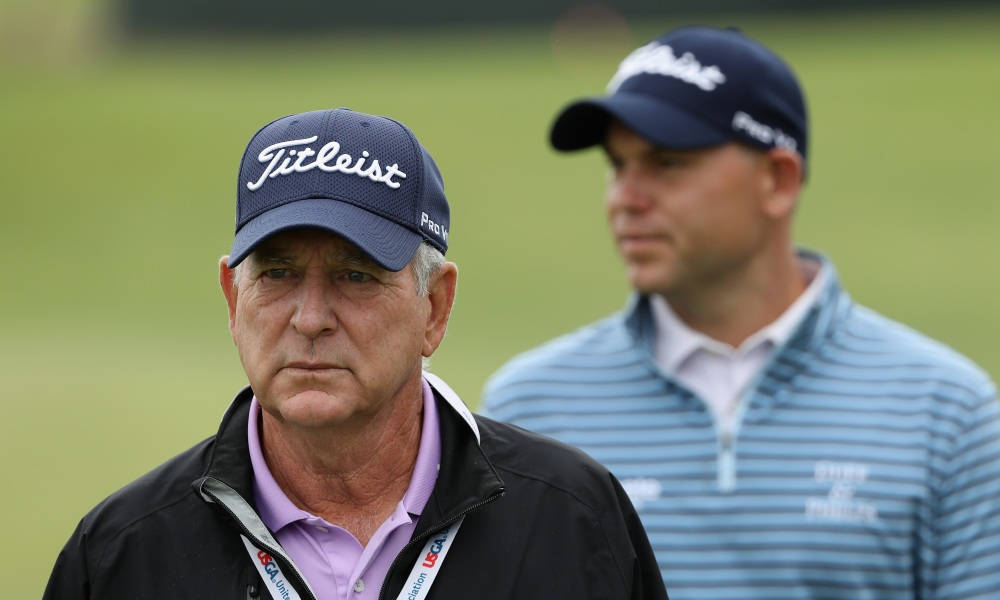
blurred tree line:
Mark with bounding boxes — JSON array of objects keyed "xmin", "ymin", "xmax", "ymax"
[{"xmin": 118, "ymin": 0, "xmax": 998, "ymax": 34}]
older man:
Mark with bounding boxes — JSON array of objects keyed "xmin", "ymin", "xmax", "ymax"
[
  {"xmin": 484, "ymin": 26, "xmax": 1000, "ymax": 599},
  {"xmin": 44, "ymin": 108, "xmax": 667, "ymax": 600}
]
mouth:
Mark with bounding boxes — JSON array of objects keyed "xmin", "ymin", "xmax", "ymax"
[
  {"xmin": 616, "ymin": 233, "xmax": 668, "ymax": 254},
  {"xmin": 282, "ymin": 361, "xmax": 342, "ymax": 372}
]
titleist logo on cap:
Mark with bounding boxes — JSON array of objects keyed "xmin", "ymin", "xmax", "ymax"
[
  {"xmin": 246, "ymin": 135, "xmax": 408, "ymax": 192},
  {"xmin": 607, "ymin": 42, "xmax": 727, "ymax": 93}
]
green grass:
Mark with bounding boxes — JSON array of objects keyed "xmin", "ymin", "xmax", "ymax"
[{"xmin": 3, "ymin": 8, "xmax": 999, "ymax": 596}]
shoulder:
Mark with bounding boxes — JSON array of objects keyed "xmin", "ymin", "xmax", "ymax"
[
  {"xmin": 831, "ymin": 302, "xmax": 996, "ymax": 402},
  {"xmin": 474, "ymin": 414, "xmax": 623, "ymax": 511},
  {"xmin": 74, "ymin": 437, "xmax": 215, "ymax": 554},
  {"xmin": 493, "ymin": 313, "xmax": 631, "ymax": 374},
  {"xmin": 483, "ymin": 312, "xmax": 640, "ymax": 408},
  {"xmin": 460, "ymin": 415, "xmax": 665, "ymax": 598},
  {"xmin": 46, "ymin": 435, "xmax": 261, "ymax": 599}
]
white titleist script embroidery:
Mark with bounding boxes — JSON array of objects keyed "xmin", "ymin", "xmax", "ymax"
[
  {"xmin": 731, "ymin": 111, "xmax": 798, "ymax": 151},
  {"xmin": 247, "ymin": 136, "xmax": 407, "ymax": 192},
  {"xmin": 607, "ymin": 42, "xmax": 726, "ymax": 93}
]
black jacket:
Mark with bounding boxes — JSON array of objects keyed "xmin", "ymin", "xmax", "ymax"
[{"xmin": 44, "ymin": 383, "xmax": 667, "ymax": 599}]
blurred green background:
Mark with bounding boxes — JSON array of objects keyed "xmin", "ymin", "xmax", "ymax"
[{"xmin": 2, "ymin": 1, "xmax": 998, "ymax": 596}]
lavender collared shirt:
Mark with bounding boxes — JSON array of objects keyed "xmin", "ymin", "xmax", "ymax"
[{"xmin": 248, "ymin": 379, "xmax": 441, "ymax": 600}]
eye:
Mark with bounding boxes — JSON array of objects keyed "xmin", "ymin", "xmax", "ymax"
[
  {"xmin": 264, "ymin": 268, "xmax": 290, "ymax": 280},
  {"xmin": 653, "ymin": 155, "xmax": 683, "ymax": 169},
  {"xmin": 652, "ymin": 151, "xmax": 694, "ymax": 171},
  {"xmin": 345, "ymin": 271, "xmax": 372, "ymax": 283}
]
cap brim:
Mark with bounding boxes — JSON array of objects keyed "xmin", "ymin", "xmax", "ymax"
[
  {"xmin": 228, "ymin": 198, "xmax": 421, "ymax": 271},
  {"xmin": 550, "ymin": 92, "xmax": 731, "ymax": 151}
]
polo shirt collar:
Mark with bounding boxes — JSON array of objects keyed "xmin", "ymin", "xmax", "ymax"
[{"xmin": 644, "ymin": 251, "xmax": 831, "ymax": 370}]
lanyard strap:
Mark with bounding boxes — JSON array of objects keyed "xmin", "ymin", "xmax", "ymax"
[
  {"xmin": 241, "ymin": 517, "xmax": 463, "ymax": 600},
  {"xmin": 395, "ymin": 516, "xmax": 464, "ymax": 600},
  {"xmin": 241, "ymin": 535, "xmax": 303, "ymax": 600}
]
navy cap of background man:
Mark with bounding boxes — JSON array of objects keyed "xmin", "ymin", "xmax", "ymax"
[
  {"xmin": 550, "ymin": 26, "xmax": 808, "ymax": 163},
  {"xmin": 229, "ymin": 108, "xmax": 450, "ymax": 271}
]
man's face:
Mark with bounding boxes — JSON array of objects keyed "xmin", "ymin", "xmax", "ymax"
[
  {"xmin": 220, "ymin": 228, "xmax": 449, "ymax": 430},
  {"xmin": 603, "ymin": 121, "xmax": 774, "ymax": 297}
]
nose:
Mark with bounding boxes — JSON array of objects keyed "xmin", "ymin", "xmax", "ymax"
[{"xmin": 290, "ymin": 273, "xmax": 337, "ymax": 339}]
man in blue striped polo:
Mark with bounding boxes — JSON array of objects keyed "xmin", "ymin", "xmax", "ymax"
[{"xmin": 483, "ymin": 25, "xmax": 1000, "ymax": 599}]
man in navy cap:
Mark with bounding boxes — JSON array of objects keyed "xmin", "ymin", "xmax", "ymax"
[
  {"xmin": 44, "ymin": 108, "xmax": 667, "ymax": 600},
  {"xmin": 484, "ymin": 26, "xmax": 1000, "ymax": 599}
]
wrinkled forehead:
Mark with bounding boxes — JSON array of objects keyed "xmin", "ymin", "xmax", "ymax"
[{"xmin": 247, "ymin": 227, "xmax": 382, "ymax": 268}]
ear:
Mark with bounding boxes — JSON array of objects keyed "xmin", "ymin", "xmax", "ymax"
[
  {"xmin": 760, "ymin": 147, "xmax": 805, "ymax": 219},
  {"xmin": 219, "ymin": 255, "xmax": 239, "ymax": 335},
  {"xmin": 422, "ymin": 262, "xmax": 458, "ymax": 358}
]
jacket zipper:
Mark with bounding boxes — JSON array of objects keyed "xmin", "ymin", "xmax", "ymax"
[
  {"xmin": 201, "ymin": 486, "xmax": 319, "ymax": 600},
  {"xmin": 376, "ymin": 490, "xmax": 504, "ymax": 600}
]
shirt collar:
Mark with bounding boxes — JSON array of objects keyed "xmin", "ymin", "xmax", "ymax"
[
  {"xmin": 651, "ymin": 255, "xmax": 829, "ymax": 371},
  {"xmin": 248, "ymin": 378, "xmax": 442, "ymax": 533},
  {"xmin": 401, "ymin": 378, "xmax": 441, "ymax": 516},
  {"xmin": 761, "ymin": 258, "xmax": 827, "ymax": 348},
  {"xmin": 650, "ymin": 294, "xmax": 717, "ymax": 373}
]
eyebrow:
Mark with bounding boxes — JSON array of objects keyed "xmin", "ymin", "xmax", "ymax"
[
  {"xmin": 251, "ymin": 249, "xmax": 294, "ymax": 266},
  {"xmin": 601, "ymin": 145, "xmax": 677, "ymax": 162},
  {"xmin": 603, "ymin": 142, "xmax": 695, "ymax": 161},
  {"xmin": 339, "ymin": 253, "xmax": 378, "ymax": 269}
]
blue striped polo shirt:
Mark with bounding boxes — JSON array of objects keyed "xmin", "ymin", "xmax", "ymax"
[{"xmin": 482, "ymin": 255, "xmax": 1000, "ymax": 599}]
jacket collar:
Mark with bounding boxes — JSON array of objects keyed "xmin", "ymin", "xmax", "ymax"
[
  {"xmin": 200, "ymin": 386, "xmax": 257, "ymax": 502},
  {"xmin": 415, "ymin": 385, "xmax": 504, "ymax": 535}
]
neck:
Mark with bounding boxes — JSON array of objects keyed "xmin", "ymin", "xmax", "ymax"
[
  {"xmin": 260, "ymin": 378, "xmax": 425, "ymax": 546},
  {"xmin": 662, "ymin": 246, "xmax": 808, "ymax": 347}
]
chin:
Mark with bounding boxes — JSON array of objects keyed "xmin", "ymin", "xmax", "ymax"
[
  {"xmin": 626, "ymin": 263, "xmax": 676, "ymax": 296},
  {"xmin": 271, "ymin": 389, "xmax": 358, "ymax": 427}
]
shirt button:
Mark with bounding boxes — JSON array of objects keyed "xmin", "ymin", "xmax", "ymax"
[{"xmin": 353, "ymin": 579, "xmax": 365, "ymax": 593}]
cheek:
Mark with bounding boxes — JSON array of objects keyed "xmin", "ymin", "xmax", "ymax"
[
  {"xmin": 232, "ymin": 317, "xmax": 264, "ymax": 374},
  {"xmin": 233, "ymin": 305, "xmax": 282, "ymax": 365},
  {"xmin": 369, "ymin": 306, "xmax": 426, "ymax": 357},
  {"xmin": 605, "ymin": 179, "xmax": 639, "ymax": 216},
  {"xmin": 692, "ymin": 197, "xmax": 765, "ymax": 254},
  {"xmin": 603, "ymin": 189, "xmax": 619, "ymax": 222}
]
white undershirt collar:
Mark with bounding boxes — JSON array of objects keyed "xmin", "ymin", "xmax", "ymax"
[
  {"xmin": 653, "ymin": 259, "xmax": 827, "ymax": 367},
  {"xmin": 651, "ymin": 257, "xmax": 828, "ymax": 430}
]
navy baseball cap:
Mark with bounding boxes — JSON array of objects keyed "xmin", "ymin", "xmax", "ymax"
[
  {"xmin": 229, "ymin": 108, "xmax": 449, "ymax": 271},
  {"xmin": 550, "ymin": 26, "xmax": 808, "ymax": 160}
]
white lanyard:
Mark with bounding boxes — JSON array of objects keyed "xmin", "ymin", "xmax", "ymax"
[
  {"xmin": 395, "ymin": 516, "xmax": 464, "ymax": 600},
  {"xmin": 241, "ymin": 517, "xmax": 463, "ymax": 600},
  {"xmin": 241, "ymin": 535, "xmax": 303, "ymax": 600}
]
